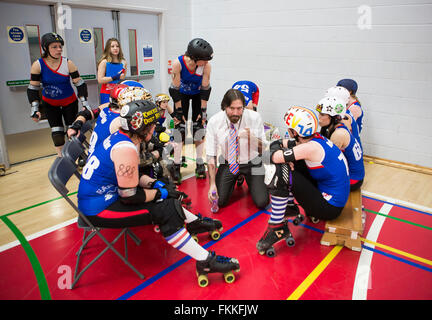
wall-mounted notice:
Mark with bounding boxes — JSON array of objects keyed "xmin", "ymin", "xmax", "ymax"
[
  {"xmin": 143, "ymin": 45, "xmax": 153, "ymax": 62},
  {"xmin": 79, "ymin": 28, "xmax": 93, "ymax": 43},
  {"xmin": 7, "ymin": 26, "xmax": 27, "ymax": 44}
]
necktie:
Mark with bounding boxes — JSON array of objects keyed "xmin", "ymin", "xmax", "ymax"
[{"xmin": 228, "ymin": 123, "xmax": 239, "ymax": 175}]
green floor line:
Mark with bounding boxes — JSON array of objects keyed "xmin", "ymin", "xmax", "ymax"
[
  {"xmin": 1, "ymin": 216, "xmax": 51, "ymax": 300},
  {"xmin": 1, "ymin": 192, "xmax": 78, "ymax": 219},
  {"xmin": 364, "ymin": 208, "xmax": 432, "ymax": 231}
]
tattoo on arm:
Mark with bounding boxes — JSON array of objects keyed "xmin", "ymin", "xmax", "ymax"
[{"xmin": 117, "ymin": 164, "xmax": 135, "ymax": 177}]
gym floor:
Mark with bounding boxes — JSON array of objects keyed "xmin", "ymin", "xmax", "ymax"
[{"xmin": 0, "ymin": 144, "xmax": 431, "ymax": 300}]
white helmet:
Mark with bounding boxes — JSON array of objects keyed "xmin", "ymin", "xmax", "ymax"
[
  {"xmin": 117, "ymin": 87, "xmax": 153, "ymax": 108},
  {"xmin": 284, "ymin": 106, "xmax": 318, "ymax": 137},
  {"xmin": 316, "ymin": 96, "xmax": 347, "ymax": 118},
  {"xmin": 325, "ymin": 86, "xmax": 350, "ymax": 105}
]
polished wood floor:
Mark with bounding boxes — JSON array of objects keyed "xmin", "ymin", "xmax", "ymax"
[{"xmin": 0, "ymin": 143, "xmax": 431, "ymax": 248}]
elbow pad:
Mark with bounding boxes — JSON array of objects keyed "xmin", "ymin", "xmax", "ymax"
[
  {"xmin": 27, "ymin": 84, "xmax": 41, "ymax": 104},
  {"xmin": 282, "ymin": 148, "xmax": 296, "ymax": 163},
  {"xmin": 74, "ymin": 79, "xmax": 88, "ymax": 99},
  {"xmin": 118, "ymin": 187, "xmax": 147, "ymax": 205},
  {"xmin": 200, "ymin": 85, "xmax": 211, "ymax": 101},
  {"xmin": 77, "ymin": 108, "xmax": 98, "ymax": 122},
  {"xmin": 168, "ymin": 85, "xmax": 181, "ymax": 103}
]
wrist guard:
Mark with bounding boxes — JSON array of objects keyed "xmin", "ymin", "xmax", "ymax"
[
  {"xmin": 69, "ymin": 120, "xmax": 83, "ymax": 131},
  {"xmin": 30, "ymin": 101, "xmax": 39, "ymax": 118}
]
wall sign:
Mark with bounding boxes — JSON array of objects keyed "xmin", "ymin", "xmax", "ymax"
[
  {"xmin": 79, "ymin": 28, "xmax": 93, "ymax": 43},
  {"xmin": 7, "ymin": 26, "xmax": 27, "ymax": 44},
  {"xmin": 143, "ymin": 45, "xmax": 153, "ymax": 62}
]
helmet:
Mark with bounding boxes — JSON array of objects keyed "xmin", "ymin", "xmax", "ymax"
[
  {"xmin": 336, "ymin": 79, "xmax": 358, "ymax": 95},
  {"xmin": 41, "ymin": 33, "xmax": 64, "ymax": 52},
  {"xmin": 186, "ymin": 38, "xmax": 213, "ymax": 61},
  {"xmin": 325, "ymin": 86, "xmax": 350, "ymax": 105},
  {"xmin": 119, "ymin": 100, "xmax": 160, "ymax": 136},
  {"xmin": 155, "ymin": 93, "xmax": 170, "ymax": 105},
  {"xmin": 109, "ymin": 84, "xmax": 128, "ymax": 106},
  {"xmin": 117, "ymin": 87, "xmax": 153, "ymax": 108},
  {"xmin": 284, "ymin": 106, "xmax": 318, "ymax": 137},
  {"xmin": 120, "ymin": 80, "xmax": 144, "ymax": 88},
  {"xmin": 316, "ymin": 96, "xmax": 347, "ymax": 118}
]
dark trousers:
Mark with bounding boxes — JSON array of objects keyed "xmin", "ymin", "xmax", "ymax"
[{"xmin": 216, "ymin": 157, "xmax": 269, "ymax": 209}]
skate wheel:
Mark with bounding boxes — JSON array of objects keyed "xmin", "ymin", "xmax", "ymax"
[
  {"xmin": 192, "ymin": 235, "xmax": 199, "ymax": 243},
  {"xmin": 198, "ymin": 274, "xmax": 209, "ymax": 287},
  {"xmin": 210, "ymin": 230, "xmax": 220, "ymax": 241},
  {"xmin": 153, "ymin": 225, "xmax": 160, "ymax": 233},
  {"xmin": 224, "ymin": 272, "xmax": 235, "ymax": 284},
  {"xmin": 258, "ymin": 250, "xmax": 265, "ymax": 255},
  {"xmin": 286, "ymin": 237, "xmax": 295, "ymax": 247},
  {"xmin": 265, "ymin": 247, "xmax": 275, "ymax": 258}
]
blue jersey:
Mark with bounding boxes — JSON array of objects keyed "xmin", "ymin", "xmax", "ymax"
[
  {"xmin": 100, "ymin": 61, "xmax": 124, "ymax": 103},
  {"xmin": 305, "ymin": 134, "xmax": 350, "ymax": 207},
  {"xmin": 232, "ymin": 81, "xmax": 259, "ymax": 105},
  {"xmin": 336, "ymin": 123, "xmax": 365, "ymax": 182},
  {"xmin": 348, "ymin": 100, "xmax": 364, "ymax": 133},
  {"xmin": 88, "ymin": 105, "xmax": 120, "ymax": 155},
  {"xmin": 78, "ymin": 131, "xmax": 136, "ymax": 216},
  {"xmin": 38, "ymin": 57, "xmax": 77, "ymax": 106},
  {"xmin": 178, "ymin": 55, "xmax": 203, "ymax": 95},
  {"xmin": 346, "ymin": 110, "xmax": 362, "ymax": 150}
]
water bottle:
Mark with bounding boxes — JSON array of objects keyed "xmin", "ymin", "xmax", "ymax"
[
  {"xmin": 284, "ymin": 131, "xmax": 290, "ymax": 139},
  {"xmin": 210, "ymin": 191, "xmax": 219, "ymax": 213},
  {"xmin": 169, "ymin": 119, "xmax": 175, "ymax": 129}
]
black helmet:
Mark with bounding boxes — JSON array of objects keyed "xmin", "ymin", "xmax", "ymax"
[
  {"xmin": 119, "ymin": 100, "xmax": 160, "ymax": 136},
  {"xmin": 186, "ymin": 38, "xmax": 213, "ymax": 61},
  {"xmin": 41, "ymin": 32, "xmax": 64, "ymax": 52}
]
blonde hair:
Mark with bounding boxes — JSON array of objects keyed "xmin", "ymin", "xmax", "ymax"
[{"xmin": 97, "ymin": 38, "xmax": 125, "ymax": 67}]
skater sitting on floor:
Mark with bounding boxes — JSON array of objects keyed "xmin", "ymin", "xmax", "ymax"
[
  {"xmin": 77, "ymin": 99, "xmax": 239, "ymax": 287},
  {"xmin": 206, "ymin": 88, "xmax": 269, "ymax": 210},
  {"xmin": 317, "ymin": 96, "xmax": 365, "ymax": 191},
  {"xmin": 261, "ymin": 106, "xmax": 350, "ymax": 244},
  {"xmin": 336, "ymin": 79, "xmax": 364, "ymax": 134}
]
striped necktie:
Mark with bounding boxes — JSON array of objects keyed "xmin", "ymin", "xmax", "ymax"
[{"xmin": 228, "ymin": 123, "xmax": 239, "ymax": 175}]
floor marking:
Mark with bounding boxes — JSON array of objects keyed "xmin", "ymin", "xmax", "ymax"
[
  {"xmin": 287, "ymin": 245, "xmax": 343, "ymax": 300},
  {"xmin": 362, "ymin": 190, "xmax": 432, "ymax": 215},
  {"xmin": 0, "ymin": 216, "xmax": 51, "ymax": 300},
  {"xmin": 352, "ymin": 203, "xmax": 392, "ymax": 300},
  {"xmin": 364, "ymin": 208, "xmax": 432, "ymax": 230}
]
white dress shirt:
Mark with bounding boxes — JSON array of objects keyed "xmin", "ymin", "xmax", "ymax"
[{"xmin": 206, "ymin": 109, "xmax": 267, "ymax": 164}]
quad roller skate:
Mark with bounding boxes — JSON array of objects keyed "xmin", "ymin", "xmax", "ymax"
[
  {"xmin": 169, "ymin": 162, "xmax": 182, "ymax": 185},
  {"xmin": 256, "ymin": 220, "xmax": 295, "ymax": 257},
  {"xmin": 186, "ymin": 213, "xmax": 223, "ymax": 242},
  {"xmin": 195, "ymin": 161, "xmax": 206, "ymax": 179},
  {"xmin": 195, "ymin": 251, "xmax": 240, "ymax": 287},
  {"xmin": 284, "ymin": 203, "xmax": 305, "ymax": 226},
  {"xmin": 181, "ymin": 156, "xmax": 188, "ymax": 168}
]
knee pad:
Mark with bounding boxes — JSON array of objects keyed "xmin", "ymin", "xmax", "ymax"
[
  {"xmin": 265, "ymin": 163, "xmax": 291, "ymax": 191},
  {"xmin": 158, "ymin": 199, "xmax": 186, "ymax": 237},
  {"xmin": 51, "ymin": 127, "xmax": 65, "ymax": 147},
  {"xmin": 192, "ymin": 122, "xmax": 205, "ymax": 142}
]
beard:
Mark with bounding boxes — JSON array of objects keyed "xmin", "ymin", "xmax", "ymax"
[{"xmin": 228, "ymin": 115, "xmax": 241, "ymax": 123}]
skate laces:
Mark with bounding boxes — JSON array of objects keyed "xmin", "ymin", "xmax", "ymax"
[{"xmin": 216, "ymin": 255, "xmax": 232, "ymax": 264}]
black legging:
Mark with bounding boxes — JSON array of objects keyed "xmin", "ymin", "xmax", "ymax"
[
  {"xmin": 290, "ymin": 161, "xmax": 343, "ymax": 220},
  {"xmin": 216, "ymin": 157, "xmax": 269, "ymax": 209},
  {"xmin": 44, "ymin": 99, "xmax": 78, "ymax": 146}
]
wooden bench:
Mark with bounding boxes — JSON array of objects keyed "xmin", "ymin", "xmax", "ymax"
[{"xmin": 320, "ymin": 189, "xmax": 364, "ymax": 252}]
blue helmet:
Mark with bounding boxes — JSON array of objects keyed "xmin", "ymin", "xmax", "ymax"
[{"xmin": 336, "ymin": 79, "xmax": 358, "ymax": 95}]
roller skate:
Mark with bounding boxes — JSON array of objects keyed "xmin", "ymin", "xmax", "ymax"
[
  {"xmin": 256, "ymin": 220, "xmax": 295, "ymax": 257},
  {"xmin": 195, "ymin": 160, "xmax": 206, "ymax": 179},
  {"xmin": 195, "ymin": 251, "xmax": 240, "ymax": 287},
  {"xmin": 181, "ymin": 156, "xmax": 188, "ymax": 168},
  {"xmin": 169, "ymin": 162, "xmax": 182, "ymax": 185},
  {"xmin": 236, "ymin": 174, "xmax": 245, "ymax": 187},
  {"xmin": 186, "ymin": 213, "xmax": 223, "ymax": 242},
  {"xmin": 284, "ymin": 203, "xmax": 304, "ymax": 226}
]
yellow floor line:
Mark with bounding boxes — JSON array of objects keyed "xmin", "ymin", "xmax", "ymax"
[
  {"xmin": 287, "ymin": 245, "xmax": 343, "ymax": 300},
  {"xmin": 360, "ymin": 237, "xmax": 432, "ymax": 266}
]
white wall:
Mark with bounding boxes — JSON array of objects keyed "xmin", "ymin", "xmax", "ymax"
[{"xmin": 191, "ymin": 0, "xmax": 432, "ymax": 167}]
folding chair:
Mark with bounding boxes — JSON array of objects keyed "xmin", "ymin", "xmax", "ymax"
[
  {"xmin": 76, "ymin": 119, "xmax": 93, "ymax": 149},
  {"xmin": 61, "ymin": 137, "xmax": 87, "ymax": 179},
  {"xmin": 48, "ymin": 156, "xmax": 145, "ymax": 288}
]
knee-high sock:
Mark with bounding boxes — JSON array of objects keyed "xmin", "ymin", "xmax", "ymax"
[
  {"xmin": 269, "ymin": 195, "xmax": 289, "ymax": 224},
  {"xmin": 165, "ymin": 227, "xmax": 209, "ymax": 261}
]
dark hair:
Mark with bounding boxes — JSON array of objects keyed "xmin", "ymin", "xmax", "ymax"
[{"xmin": 221, "ymin": 88, "xmax": 245, "ymax": 110}]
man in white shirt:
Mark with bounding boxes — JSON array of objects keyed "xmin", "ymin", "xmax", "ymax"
[{"xmin": 206, "ymin": 89, "xmax": 269, "ymax": 209}]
